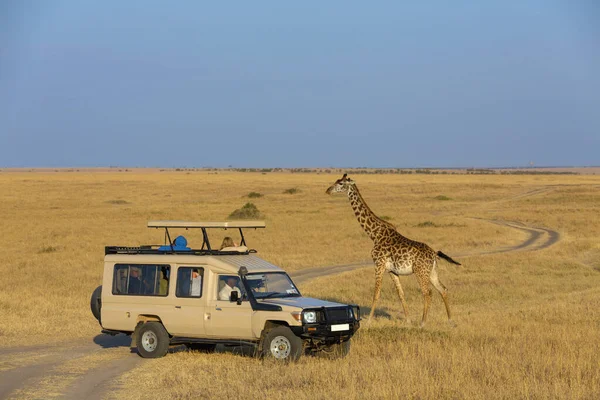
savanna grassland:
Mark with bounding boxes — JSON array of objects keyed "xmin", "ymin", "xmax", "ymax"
[{"xmin": 0, "ymin": 170, "xmax": 599, "ymax": 399}]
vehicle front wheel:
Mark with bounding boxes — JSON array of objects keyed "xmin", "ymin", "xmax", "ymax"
[
  {"xmin": 135, "ymin": 322, "xmax": 170, "ymax": 358},
  {"xmin": 261, "ymin": 326, "xmax": 303, "ymax": 361},
  {"xmin": 318, "ymin": 339, "xmax": 351, "ymax": 359}
]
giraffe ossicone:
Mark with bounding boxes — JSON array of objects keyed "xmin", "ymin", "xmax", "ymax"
[{"xmin": 326, "ymin": 174, "xmax": 461, "ymax": 327}]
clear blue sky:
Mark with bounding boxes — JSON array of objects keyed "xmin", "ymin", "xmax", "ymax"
[{"xmin": 1, "ymin": 1, "xmax": 599, "ymax": 168}]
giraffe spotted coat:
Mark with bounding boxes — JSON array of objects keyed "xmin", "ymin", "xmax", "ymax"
[{"xmin": 327, "ymin": 174, "xmax": 461, "ymax": 327}]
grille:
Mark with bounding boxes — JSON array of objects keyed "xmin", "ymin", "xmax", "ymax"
[{"xmin": 325, "ymin": 307, "xmax": 351, "ymax": 323}]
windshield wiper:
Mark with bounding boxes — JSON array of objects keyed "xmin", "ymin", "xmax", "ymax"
[
  {"xmin": 257, "ymin": 292, "xmax": 284, "ymax": 299},
  {"xmin": 257, "ymin": 292, "xmax": 300, "ymax": 299}
]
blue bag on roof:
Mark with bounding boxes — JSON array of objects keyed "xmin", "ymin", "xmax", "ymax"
[{"xmin": 158, "ymin": 235, "xmax": 191, "ymax": 251}]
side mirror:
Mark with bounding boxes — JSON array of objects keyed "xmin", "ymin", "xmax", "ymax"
[{"xmin": 230, "ymin": 291, "xmax": 242, "ymax": 305}]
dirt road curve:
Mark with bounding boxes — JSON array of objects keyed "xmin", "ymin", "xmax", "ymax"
[
  {"xmin": 293, "ymin": 219, "xmax": 560, "ymax": 284},
  {"xmin": 0, "ymin": 219, "xmax": 560, "ymax": 400}
]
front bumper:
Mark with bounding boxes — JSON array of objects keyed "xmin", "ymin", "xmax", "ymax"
[
  {"xmin": 291, "ymin": 319, "xmax": 360, "ymax": 342},
  {"xmin": 290, "ymin": 305, "xmax": 361, "ymax": 343}
]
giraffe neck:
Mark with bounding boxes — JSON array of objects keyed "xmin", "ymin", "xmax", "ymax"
[{"xmin": 347, "ymin": 184, "xmax": 393, "ymax": 242}]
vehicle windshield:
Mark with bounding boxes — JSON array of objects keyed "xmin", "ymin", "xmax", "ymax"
[{"xmin": 245, "ymin": 273, "xmax": 300, "ymax": 299}]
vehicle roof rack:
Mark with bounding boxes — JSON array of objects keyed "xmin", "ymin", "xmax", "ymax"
[
  {"xmin": 147, "ymin": 220, "xmax": 266, "ymax": 252},
  {"xmin": 104, "ymin": 246, "xmax": 257, "ymax": 256},
  {"xmin": 147, "ymin": 221, "xmax": 266, "ymax": 229}
]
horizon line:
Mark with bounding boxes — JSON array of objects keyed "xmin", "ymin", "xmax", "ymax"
[{"xmin": 1, "ymin": 165, "xmax": 599, "ymax": 170}]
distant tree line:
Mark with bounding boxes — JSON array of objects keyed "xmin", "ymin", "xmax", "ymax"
[{"xmin": 153, "ymin": 167, "xmax": 580, "ymax": 175}]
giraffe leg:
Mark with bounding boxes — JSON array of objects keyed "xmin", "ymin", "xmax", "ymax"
[
  {"xmin": 367, "ymin": 263, "xmax": 385, "ymax": 323},
  {"xmin": 430, "ymin": 263, "xmax": 455, "ymax": 327},
  {"xmin": 389, "ymin": 273, "xmax": 411, "ymax": 324},
  {"xmin": 417, "ymin": 275, "xmax": 432, "ymax": 328}
]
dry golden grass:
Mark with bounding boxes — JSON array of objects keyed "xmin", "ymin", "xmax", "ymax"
[
  {"xmin": 113, "ymin": 255, "xmax": 600, "ymax": 399},
  {"xmin": 1, "ymin": 170, "xmax": 599, "ymax": 399}
]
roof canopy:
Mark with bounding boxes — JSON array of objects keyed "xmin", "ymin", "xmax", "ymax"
[{"xmin": 147, "ymin": 220, "xmax": 266, "ymax": 229}]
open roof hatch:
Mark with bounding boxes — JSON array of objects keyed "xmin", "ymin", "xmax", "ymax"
[{"xmin": 147, "ymin": 220, "xmax": 266, "ymax": 252}]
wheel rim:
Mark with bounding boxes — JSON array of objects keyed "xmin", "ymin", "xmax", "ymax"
[
  {"xmin": 142, "ymin": 331, "xmax": 158, "ymax": 352},
  {"xmin": 269, "ymin": 336, "xmax": 291, "ymax": 359}
]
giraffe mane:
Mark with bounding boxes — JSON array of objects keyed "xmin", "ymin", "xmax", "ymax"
[{"xmin": 351, "ymin": 183, "xmax": 396, "ymax": 229}]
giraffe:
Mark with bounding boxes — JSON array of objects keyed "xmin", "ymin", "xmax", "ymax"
[{"xmin": 326, "ymin": 174, "xmax": 461, "ymax": 327}]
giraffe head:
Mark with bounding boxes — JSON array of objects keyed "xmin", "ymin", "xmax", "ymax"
[{"xmin": 326, "ymin": 174, "xmax": 355, "ymax": 195}]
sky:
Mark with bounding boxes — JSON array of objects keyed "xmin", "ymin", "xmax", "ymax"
[{"xmin": 1, "ymin": 1, "xmax": 599, "ymax": 168}]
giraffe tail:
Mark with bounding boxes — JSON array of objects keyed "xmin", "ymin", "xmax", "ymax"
[{"xmin": 437, "ymin": 251, "xmax": 461, "ymax": 266}]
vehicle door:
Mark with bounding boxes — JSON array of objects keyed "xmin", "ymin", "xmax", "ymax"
[
  {"xmin": 161, "ymin": 266, "xmax": 206, "ymax": 337},
  {"xmin": 205, "ymin": 274, "xmax": 254, "ymax": 339}
]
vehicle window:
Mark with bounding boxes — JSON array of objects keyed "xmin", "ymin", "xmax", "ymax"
[
  {"xmin": 176, "ymin": 267, "xmax": 204, "ymax": 298},
  {"xmin": 247, "ymin": 273, "xmax": 300, "ymax": 299},
  {"xmin": 217, "ymin": 275, "xmax": 246, "ymax": 301},
  {"xmin": 112, "ymin": 264, "xmax": 170, "ymax": 296}
]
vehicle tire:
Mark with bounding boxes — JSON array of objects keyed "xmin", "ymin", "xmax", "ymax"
[
  {"xmin": 319, "ymin": 339, "xmax": 351, "ymax": 359},
  {"xmin": 261, "ymin": 325, "xmax": 303, "ymax": 362},
  {"xmin": 90, "ymin": 285, "xmax": 102, "ymax": 324},
  {"xmin": 186, "ymin": 343, "xmax": 217, "ymax": 353},
  {"xmin": 135, "ymin": 322, "xmax": 170, "ymax": 358}
]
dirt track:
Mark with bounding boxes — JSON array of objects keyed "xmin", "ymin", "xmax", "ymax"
[{"xmin": 0, "ymin": 218, "xmax": 561, "ymax": 399}]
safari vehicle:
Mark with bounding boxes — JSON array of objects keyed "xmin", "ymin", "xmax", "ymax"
[{"xmin": 90, "ymin": 221, "xmax": 360, "ymax": 361}]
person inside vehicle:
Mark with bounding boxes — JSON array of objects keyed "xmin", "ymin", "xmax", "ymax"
[
  {"xmin": 115, "ymin": 267, "xmax": 128, "ymax": 293},
  {"xmin": 219, "ymin": 236, "xmax": 237, "ymax": 250},
  {"xmin": 128, "ymin": 267, "xmax": 143, "ymax": 294},
  {"xmin": 190, "ymin": 268, "xmax": 202, "ymax": 296},
  {"xmin": 142, "ymin": 273, "xmax": 155, "ymax": 295},
  {"xmin": 247, "ymin": 277, "xmax": 266, "ymax": 294},
  {"xmin": 218, "ymin": 276, "xmax": 241, "ymax": 300},
  {"xmin": 159, "ymin": 268, "xmax": 169, "ymax": 295}
]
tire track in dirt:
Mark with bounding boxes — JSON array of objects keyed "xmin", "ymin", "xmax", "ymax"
[
  {"xmin": 292, "ymin": 219, "xmax": 560, "ymax": 284},
  {"xmin": 0, "ymin": 219, "xmax": 561, "ymax": 399},
  {"xmin": 62, "ymin": 353, "xmax": 141, "ymax": 400},
  {"xmin": 0, "ymin": 334, "xmax": 138, "ymax": 400},
  {"xmin": 457, "ymin": 219, "xmax": 560, "ymax": 257},
  {"xmin": 0, "ymin": 342, "xmax": 114, "ymax": 399},
  {"xmin": 291, "ymin": 262, "xmax": 372, "ymax": 285},
  {"xmin": 498, "ymin": 187, "xmax": 555, "ymax": 202}
]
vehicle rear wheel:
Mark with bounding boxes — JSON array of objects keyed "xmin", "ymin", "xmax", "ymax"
[
  {"xmin": 319, "ymin": 339, "xmax": 351, "ymax": 359},
  {"xmin": 261, "ymin": 326, "xmax": 303, "ymax": 361},
  {"xmin": 90, "ymin": 285, "xmax": 102, "ymax": 325},
  {"xmin": 135, "ymin": 322, "xmax": 170, "ymax": 358},
  {"xmin": 186, "ymin": 343, "xmax": 217, "ymax": 353}
]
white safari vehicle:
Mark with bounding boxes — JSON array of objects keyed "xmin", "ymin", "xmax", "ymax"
[{"xmin": 90, "ymin": 221, "xmax": 360, "ymax": 361}]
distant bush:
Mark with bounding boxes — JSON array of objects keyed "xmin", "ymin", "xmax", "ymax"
[
  {"xmin": 380, "ymin": 215, "xmax": 393, "ymax": 221},
  {"xmin": 106, "ymin": 199, "xmax": 130, "ymax": 205},
  {"xmin": 247, "ymin": 192, "xmax": 263, "ymax": 198},
  {"xmin": 283, "ymin": 188, "xmax": 301, "ymax": 194},
  {"xmin": 415, "ymin": 221, "xmax": 466, "ymax": 228},
  {"xmin": 229, "ymin": 203, "xmax": 261, "ymax": 219},
  {"xmin": 415, "ymin": 221, "xmax": 438, "ymax": 228},
  {"xmin": 434, "ymin": 195, "xmax": 452, "ymax": 201},
  {"xmin": 38, "ymin": 246, "xmax": 59, "ymax": 254}
]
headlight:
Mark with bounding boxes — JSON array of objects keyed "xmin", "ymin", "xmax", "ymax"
[{"xmin": 303, "ymin": 311, "xmax": 317, "ymax": 323}]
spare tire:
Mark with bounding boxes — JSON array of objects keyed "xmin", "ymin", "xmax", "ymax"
[{"xmin": 90, "ymin": 285, "xmax": 102, "ymax": 325}]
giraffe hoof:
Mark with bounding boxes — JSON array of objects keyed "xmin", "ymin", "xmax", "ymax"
[{"xmin": 448, "ymin": 320, "xmax": 457, "ymax": 328}]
